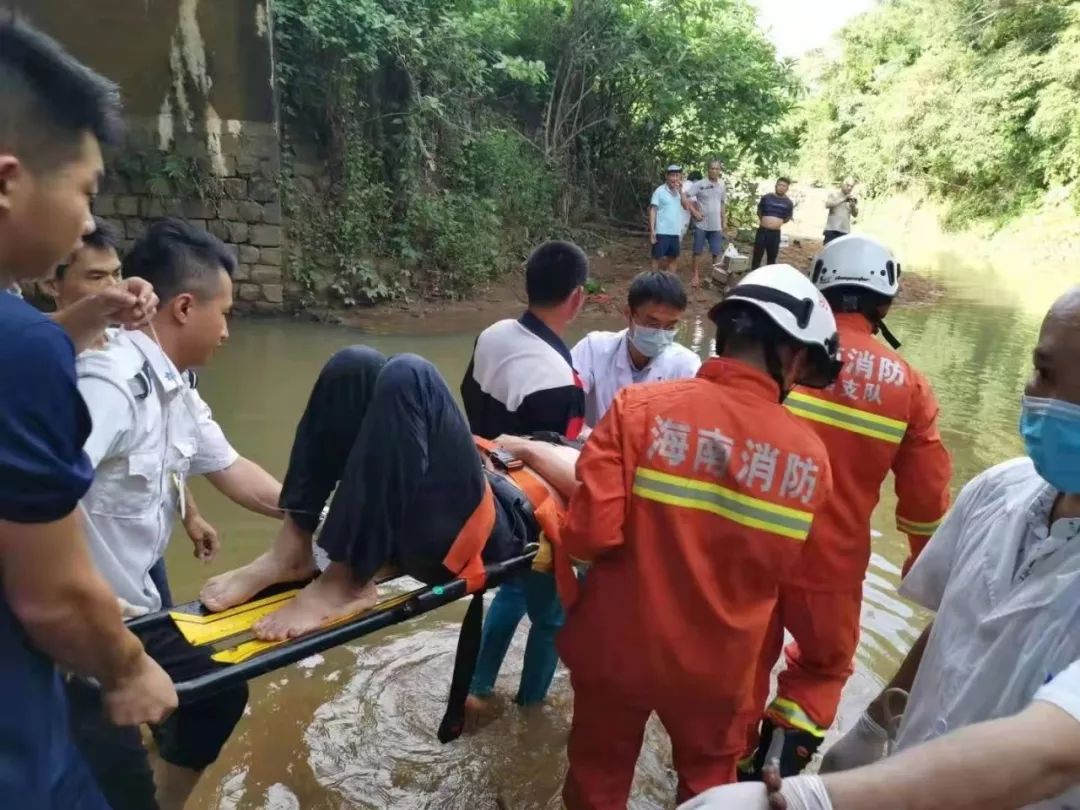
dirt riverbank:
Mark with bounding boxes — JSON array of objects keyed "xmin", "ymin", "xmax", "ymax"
[{"xmin": 328, "ymin": 228, "xmax": 942, "ymax": 335}]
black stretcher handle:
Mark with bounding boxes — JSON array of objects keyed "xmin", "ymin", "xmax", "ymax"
[{"xmin": 170, "ymin": 551, "xmax": 537, "ymax": 704}]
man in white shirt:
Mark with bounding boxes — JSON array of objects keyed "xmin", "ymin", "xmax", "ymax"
[
  {"xmin": 678, "ymin": 284, "xmax": 1080, "ymax": 810},
  {"xmin": 572, "ymin": 270, "xmax": 701, "ymax": 427},
  {"xmin": 688, "ymin": 160, "xmax": 728, "ymax": 288},
  {"xmin": 681, "ymin": 673, "xmax": 1080, "ymax": 810},
  {"xmin": 41, "ymin": 217, "xmax": 219, "ymax": 606},
  {"xmin": 68, "ymin": 218, "xmax": 283, "ymax": 810},
  {"xmin": 823, "ymin": 179, "xmax": 858, "ymax": 245}
]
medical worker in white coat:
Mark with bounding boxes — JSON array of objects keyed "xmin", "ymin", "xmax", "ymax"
[
  {"xmin": 675, "ymin": 284, "xmax": 1080, "ymax": 810},
  {"xmin": 571, "ymin": 270, "xmax": 700, "ymax": 428}
]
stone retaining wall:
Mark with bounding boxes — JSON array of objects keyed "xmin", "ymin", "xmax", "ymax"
[
  {"xmin": 94, "ymin": 120, "xmax": 289, "ymax": 313},
  {"xmin": 17, "ymin": 0, "xmax": 291, "ymax": 313}
]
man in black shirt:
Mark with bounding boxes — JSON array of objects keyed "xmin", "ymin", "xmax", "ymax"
[
  {"xmin": 752, "ymin": 177, "xmax": 795, "ymax": 269},
  {"xmin": 201, "ymin": 242, "xmax": 588, "ymax": 648},
  {"xmin": 197, "ymin": 347, "xmax": 538, "ymax": 634}
]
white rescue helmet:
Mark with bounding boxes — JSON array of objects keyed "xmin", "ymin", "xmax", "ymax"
[
  {"xmin": 708, "ymin": 263, "xmax": 842, "ymax": 389},
  {"xmin": 810, "ymin": 233, "xmax": 901, "ymax": 298}
]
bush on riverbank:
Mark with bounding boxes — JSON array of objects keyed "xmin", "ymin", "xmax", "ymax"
[
  {"xmin": 274, "ymin": 0, "xmax": 798, "ymax": 305},
  {"xmin": 793, "ymin": 0, "xmax": 1080, "ymax": 229}
]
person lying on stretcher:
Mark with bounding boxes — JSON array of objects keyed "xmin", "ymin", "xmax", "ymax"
[{"xmin": 200, "ymin": 346, "xmax": 582, "ymax": 640}]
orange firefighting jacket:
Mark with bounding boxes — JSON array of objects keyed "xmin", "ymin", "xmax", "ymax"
[
  {"xmin": 784, "ymin": 312, "xmax": 952, "ymax": 587},
  {"xmin": 557, "ymin": 358, "xmax": 833, "ymax": 706}
]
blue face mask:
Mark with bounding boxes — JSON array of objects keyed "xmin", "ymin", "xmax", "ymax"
[
  {"xmin": 629, "ymin": 324, "xmax": 676, "ymax": 359},
  {"xmin": 1019, "ymin": 395, "xmax": 1080, "ymax": 493}
]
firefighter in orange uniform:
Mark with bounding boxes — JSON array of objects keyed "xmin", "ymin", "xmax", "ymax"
[
  {"xmin": 739, "ymin": 235, "xmax": 953, "ymax": 779},
  {"xmin": 557, "ymin": 265, "xmax": 844, "ymax": 809}
]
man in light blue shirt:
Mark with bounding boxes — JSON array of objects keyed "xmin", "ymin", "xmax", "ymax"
[{"xmin": 649, "ymin": 165, "xmax": 696, "ymax": 272}]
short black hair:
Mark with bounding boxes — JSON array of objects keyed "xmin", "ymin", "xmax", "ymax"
[
  {"xmin": 0, "ymin": 16, "xmax": 124, "ymax": 170},
  {"xmin": 525, "ymin": 240, "xmax": 589, "ymax": 308},
  {"xmin": 55, "ymin": 216, "xmax": 120, "ymax": 279},
  {"xmin": 122, "ymin": 217, "xmax": 235, "ymax": 304},
  {"xmin": 777, "ymin": 177, "xmax": 792, "ymax": 185},
  {"xmin": 628, "ymin": 271, "xmax": 687, "ymax": 312},
  {"xmin": 687, "ymin": 171, "xmax": 703, "ymax": 182}
]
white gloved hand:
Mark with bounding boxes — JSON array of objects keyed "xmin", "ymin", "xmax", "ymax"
[
  {"xmin": 678, "ymin": 782, "xmax": 771, "ymax": 809},
  {"xmin": 677, "ymin": 776, "xmax": 833, "ymax": 810},
  {"xmin": 117, "ymin": 597, "xmax": 151, "ymax": 619},
  {"xmin": 819, "ymin": 709, "xmax": 889, "ymax": 773}
]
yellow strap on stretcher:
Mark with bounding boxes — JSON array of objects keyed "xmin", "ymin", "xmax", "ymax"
[
  {"xmin": 171, "ymin": 563, "xmax": 413, "ymax": 649},
  {"xmin": 170, "ymin": 589, "xmax": 302, "ymax": 647},
  {"xmin": 211, "ymin": 587, "xmax": 423, "ymax": 665}
]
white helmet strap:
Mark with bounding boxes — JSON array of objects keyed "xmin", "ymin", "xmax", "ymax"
[
  {"xmin": 723, "ymin": 285, "xmax": 825, "ymax": 401},
  {"xmin": 734, "ymin": 284, "xmax": 814, "ymax": 329}
]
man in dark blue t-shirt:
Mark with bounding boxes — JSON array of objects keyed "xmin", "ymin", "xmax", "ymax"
[
  {"xmin": 752, "ymin": 177, "xmax": 796, "ymax": 269},
  {"xmin": 0, "ymin": 18, "xmax": 177, "ymax": 808}
]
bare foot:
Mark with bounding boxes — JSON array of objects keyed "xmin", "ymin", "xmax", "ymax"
[
  {"xmin": 200, "ymin": 517, "xmax": 318, "ymax": 612},
  {"xmin": 462, "ymin": 693, "xmax": 499, "ymax": 735},
  {"xmin": 252, "ymin": 562, "xmax": 378, "ymax": 641}
]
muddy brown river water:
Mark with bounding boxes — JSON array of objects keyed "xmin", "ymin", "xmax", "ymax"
[{"xmin": 170, "ymin": 263, "xmax": 1043, "ymax": 809}]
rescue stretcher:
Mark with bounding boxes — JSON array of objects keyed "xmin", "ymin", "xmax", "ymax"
[
  {"xmin": 124, "ymin": 548, "xmax": 539, "ymax": 740},
  {"xmin": 121, "ymin": 436, "xmax": 576, "ymax": 740}
]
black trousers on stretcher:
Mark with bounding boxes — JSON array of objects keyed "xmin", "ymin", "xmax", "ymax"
[{"xmin": 280, "ymin": 346, "xmax": 528, "ymax": 584}]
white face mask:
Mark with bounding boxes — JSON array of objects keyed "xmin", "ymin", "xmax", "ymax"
[{"xmin": 630, "ymin": 324, "xmax": 677, "ymax": 358}]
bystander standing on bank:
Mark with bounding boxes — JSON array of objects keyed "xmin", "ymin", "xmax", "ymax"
[
  {"xmin": 824, "ymin": 179, "xmax": 858, "ymax": 244},
  {"xmin": 650, "ymin": 165, "xmax": 696, "ymax": 272},
  {"xmin": 688, "ymin": 160, "xmax": 728, "ymax": 287},
  {"xmin": 751, "ymin": 178, "xmax": 794, "ymax": 270}
]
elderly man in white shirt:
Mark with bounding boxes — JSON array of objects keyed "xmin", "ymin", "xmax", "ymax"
[
  {"xmin": 67, "ymin": 218, "xmax": 283, "ymax": 810},
  {"xmin": 571, "ymin": 270, "xmax": 701, "ymax": 428},
  {"xmin": 681, "ymin": 670, "xmax": 1080, "ymax": 810},
  {"xmin": 678, "ymin": 284, "xmax": 1080, "ymax": 810}
]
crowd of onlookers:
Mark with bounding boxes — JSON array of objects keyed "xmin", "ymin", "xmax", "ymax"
[{"xmin": 647, "ymin": 163, "xmax": 861, "ymax": 284}]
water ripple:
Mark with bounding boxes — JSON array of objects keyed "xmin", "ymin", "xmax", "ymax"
[{"xmin": 305, "ymin": 619, "xmax": 677, "ymax": 808}]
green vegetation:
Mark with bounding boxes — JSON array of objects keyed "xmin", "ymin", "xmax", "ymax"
[
  {"xmin": 115, "ymin": 151, "xmax": 223, "ymax": 205},
  {"xmin": 794, "ymin": 0, "xmax": 1080, "ymax": 228},
  {"xmin": 273, "ymin": 0, "xmax": 798, "ymax": 304}
]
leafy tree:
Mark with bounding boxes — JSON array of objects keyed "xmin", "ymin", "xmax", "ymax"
[
  {"xmin": 274, "ymin": 0, "xmax": 798, "ymax": 301},
  {"xmin": 794, "ymin": 0, "xmax": 1080, "ymax": 227}
]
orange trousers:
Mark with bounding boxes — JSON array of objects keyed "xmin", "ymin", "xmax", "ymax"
[
  {"xmin": 564, "ymin": 675, "xmax": 756, "ymax": 809},
  {"xmin": 745, "ymin": 585, "xmax": 862, "ymax": 754}
]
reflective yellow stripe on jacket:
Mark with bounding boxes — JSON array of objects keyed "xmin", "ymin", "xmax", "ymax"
[
  {"xmin": 785, "ymin": 390, "xmax": 907, "ymax": 444},
  {"xmin": 766, "ymin": 697, "xmax": 828, "ymax": 738},
  {"xmin": 896, "ymin": 515, "xmax": 943, "ymax": 537},
  {"xmin": 631, "ymin": 467, "xmax": 813, "ymax": 541}
]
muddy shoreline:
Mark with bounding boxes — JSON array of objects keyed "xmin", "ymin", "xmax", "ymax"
[{"xmin": 284, "ymin": 231, "xmax": 944, "ymax": 336}]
